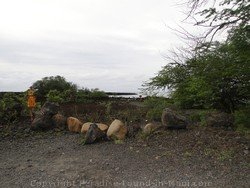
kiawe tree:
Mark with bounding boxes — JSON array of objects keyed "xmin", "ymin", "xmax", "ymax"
[{"xmin": 143, "ymin": 0, "xmax": 250, "ymax": 113}]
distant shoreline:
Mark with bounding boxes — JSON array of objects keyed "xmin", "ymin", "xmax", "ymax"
[{"xmin": 0, "ymin": 91, "xmax": 143, "ymax": 99}]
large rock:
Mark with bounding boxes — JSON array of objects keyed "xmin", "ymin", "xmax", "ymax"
[
  {"xmin": 107, "ymin": 119, "xmax": 128, "ymax": 140},
  {"xmin": 31, "ymin": 102, "xmax": 59, "ymax": 130},
  {"xmin": 31, "ymin": 114, "xmax": 54, "ymax": 130},
  {"xmin": 161, "ymin": 108, "xmax": 188, "ymax": 129},
  {"xmin": 67, "ymin": 117, "xmax": 82, "ymax": 133},
  {"xmin": 40, "ymin": 101, "xmax": 59, "ymax": 116},
  {"xmin": 52, "ymin": 113, "xmax": 67, "ymax": 130},
  {"xmin": 85, "ymin": 123, "xmax": 107, "ymax": 144},
  {"xmin": 81, "ymin": 122, "xmax": 108, "ymax": 134},
  {"xmin": 206, "ymin": 112, "xmax": 234, "ymax": 128}
]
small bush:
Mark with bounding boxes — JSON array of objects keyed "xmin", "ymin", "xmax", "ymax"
[
  {"xmin": 144, "ymin": 97, "xmax": 173, "ymax": 121},
  {"xmin": 89, "ymin": 89, "xmax": 108, "ymax": 99},
  {"xmin": 76, "ymin": 88, "xmax": 108, "ymax": 103},
  {"xmin": 187, "ymin": 110, "xmax": 213, "ymax": 126},
  {"xmin": 46, "ymin": 88, "xmax": 108, "ymax": 104},
  {"xmin": 0, "ymin": 92, "xmax": 26, "ymax": 124},
  {"xmin": 46, "ymin": 90, "xmax": 64, "ymax": 103}
]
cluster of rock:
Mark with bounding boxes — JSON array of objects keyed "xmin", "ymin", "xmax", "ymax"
[
  {"xmin": 66, "ymin": 117, "xmax": 128, "ymax": 144},
  {"xmin": 31, "ymin": 103, "xmax": 129, "ymax": 144},
  {"xmin": 31, "ymin": 102, "xmax": 189, "ymax": 144},
  {"xmin": 31, "ymin": 102, "xmax": 235, "ymax": 146}
]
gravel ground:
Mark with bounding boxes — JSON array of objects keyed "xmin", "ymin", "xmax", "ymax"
[{"xmin": 0, "ymin": 126, "xmax": 249, "ymax": 188}]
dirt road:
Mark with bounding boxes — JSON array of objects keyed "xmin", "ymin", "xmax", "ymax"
[{"xmin": 0, "ymin": 127, "xmax": 249, "ymax": 188}]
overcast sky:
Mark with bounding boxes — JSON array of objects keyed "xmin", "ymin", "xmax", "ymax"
[{"xmin": 0, "ymin": 0, "xmax": 194, "ymax": 92}]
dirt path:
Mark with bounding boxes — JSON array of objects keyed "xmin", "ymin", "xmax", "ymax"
[{"xmin": 0, "ymin": 127, "xmax": 249, "ymax": 188}]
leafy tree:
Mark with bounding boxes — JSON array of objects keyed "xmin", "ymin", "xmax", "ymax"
[
  {"xmin": 144, "ymin": 0, "xmax": 250, "ymax": 112},
  {"xmin": 32, "ymin": 75, "xmax": 77, "ymax": 103},
  {"xmin": 144, "ymin": 25, "xmax": 249, "ymax": 113}
]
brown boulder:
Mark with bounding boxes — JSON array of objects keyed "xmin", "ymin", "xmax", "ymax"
[
  {"xmin": 107, "ymin": 119, "xmax": 127, "ymax": 140},
  {"xmin": 52, "ymin": 114, "xmax": 67, "ymax": 129},
  {"xmin": 67, "ymin": 117, "xmax": 82, "ymax": 133}
]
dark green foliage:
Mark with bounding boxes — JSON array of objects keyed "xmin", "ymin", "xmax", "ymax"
[
  {"xmin": 32, "ymin": 76, "xmax": 108, "ymax": 104},
  {"xmin": 188, "ymin": 110, "xmax": 208, "ymax": 126},
  {"xmin": 0, "ymin": 92, "xmax": 42, "ymax": 124},
  {"xmin": 0, "ymin": 92, "xmax": 26, "ymax": 124},
  {"xmin": 32, "ymin": 75, "xmax": 77, "ymax": 103},
  {"xmin": 46, "ymin": 90, "xmax": 64, "ymax": 103},
  {"xmin": 144, "ymin": 25, "xmax": 249, "ymax": 113},
  {"xmin": 76, "ymin": 88, "xmax": 108, "ymax": 103}
]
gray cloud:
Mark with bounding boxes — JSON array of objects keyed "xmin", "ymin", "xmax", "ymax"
[{"xmin": 0, "ymin": 0, "xmax": 190, "ymax": 92}]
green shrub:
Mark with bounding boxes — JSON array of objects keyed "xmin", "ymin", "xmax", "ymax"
[
  {"xmin": 75, "ymin": 89, "xmax": 93, "ymax": 103},
  {"xmin": 46, "ymin": 87, "xmax": 108, "ymax": 104},
  {"xmin": 89, "ymin": 89, "xmax": 108, "ymax": 99},
  {"xmin": 0, "ymin": 92, "xmax": 26, "ymax": 124},
  {"xmin": 188, "ymin": 110, "xmax": 214, "ymax": 126},
  {"xmin": 32, "ymin": 76, "xmax": 108, "ymax": 104},
  {"xmin": 46, "ymin": 90, "xmax": 64, "ymax": 103},
  {"xmin": 76, "ymin": 88, "xmax": 108, "ymax": 103},
  {"xmin": 33, "ymin": 75, "xmax": 77, "ymax": 103},
  {"xmin": 144, "ymin": 97, "xmax": 173, "ymax": 121},
  {"xmin": 188, "ymin": 112, "xmax": 202, "ymax": 123}
]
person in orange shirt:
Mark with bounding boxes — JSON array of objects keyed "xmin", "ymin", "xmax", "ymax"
[{"xmin": 27, "ymin": 86, "xmax": 36, "ymax": 121}]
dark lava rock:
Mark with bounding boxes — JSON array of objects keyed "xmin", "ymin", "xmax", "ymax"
[
  {"xmin": 31, "ymin": 102, "xmax": 59, "ymax": 131},
  {"xmin": 161, "ymin": 108, "xmax": 188, "ymax": 129},
  {"xmin": 39, "ymin": 102, "xmax": 59, "ymax": 116},
  {"xmin": 85, "ymin": 123, "xmax": 106, "ymax": 144}
]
